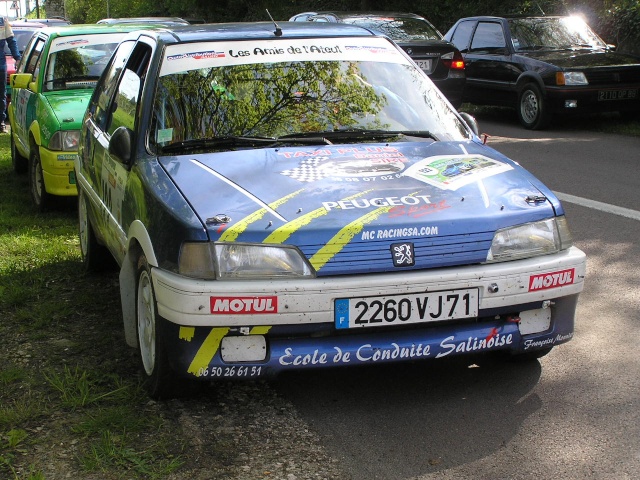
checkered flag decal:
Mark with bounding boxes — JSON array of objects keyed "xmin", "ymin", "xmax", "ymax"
[{"xmin": 280, "ymin": 157, "xmax": 330, "ymax": 182}]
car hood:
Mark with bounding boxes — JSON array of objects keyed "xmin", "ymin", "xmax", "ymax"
[
  {"xmin": 43, "ymin": 91, "xmax": 92, "ymax": 129},
  {"xmin": 517, "ymin": 49, "xmax": 640, "ymax": 69},
  {"xmin": 160, "ymin": 140, "xmax": 560, "ymax": 274}
]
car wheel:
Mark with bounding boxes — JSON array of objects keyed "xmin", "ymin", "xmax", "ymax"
[
  {"xmin": 517, "ymin": 83, "xmax": 551, "ymax": 130},
  {"xmin": 29, "ymin": 146, "xmax": 52, "ymax": 211},
  {"xmin": 11, "ymin": 134, "xmax": 28, "ymax": 174},
  {"xmin": 136, "ymin": 254, "xmax": 185, "ymax": 398},
  {"xmin": 505, "ymin": 347, "xmax": 553, "ymax": 362},
  {"xmin": 78, "ymin": 188, "xmax": 113, "ymax": 272}
]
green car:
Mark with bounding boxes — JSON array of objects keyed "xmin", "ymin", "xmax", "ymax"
[{"xmin": 8, "ymin": 24, "xmax": 154, "ymax": 210}]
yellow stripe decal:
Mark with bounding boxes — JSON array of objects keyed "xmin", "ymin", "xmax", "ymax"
[
  {"xmin": 264, "ymin": 190, "xmax": 374, "ymax": 244},
  {"xmin": 310, "ymin": 205, "xmax": 394, "ymax": 271},
  {"xmin": 179, "ymin": 326, "xmax": 195, "ymax": 342},
  {"xmin": 250, "ymin": 326, "xmax": 272, "ymax": 335},
  {"xmin": 187, "ymin": 327, "xmax": 230, "ymax": 376},
  {"xmin": 219, "ymin": 189, "xmax": 304, "ymax": 242}
]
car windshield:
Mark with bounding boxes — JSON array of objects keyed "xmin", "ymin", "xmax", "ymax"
[
  {"xmin": 342, "ymin": 16, "xmax": 442, "ymax": 41},
  {"xmin": 44, "ymin": 33, "xmax": 123, "ymax": 91},
  {"xmin": 152, "ymin": 37, "xmax": 467, "ymax": 151},
  {"xmin": 509, "ymin": 16, "xmax": 607, "ymax": 51}
]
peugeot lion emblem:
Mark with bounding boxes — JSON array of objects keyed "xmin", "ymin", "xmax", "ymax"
[{"xmin": 391, "ymin": 242, "xmax": 415, "ymax": 267}]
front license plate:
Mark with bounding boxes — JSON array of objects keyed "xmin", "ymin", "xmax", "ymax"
[
  {"xmin": 416, "ymin": 59, "xmax": 433, "ymax": 73},
  {"xmin": 335, "ymin": 288, "xmax": 479, "ymax": 329},
  {"xmin": 598, "ymin": 89, "xmax": 638, "ymax": 101}
]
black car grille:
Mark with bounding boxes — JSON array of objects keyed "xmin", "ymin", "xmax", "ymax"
[{"xmin": 585, "ymin": 67, "xmax": 640, "ymax": 85}]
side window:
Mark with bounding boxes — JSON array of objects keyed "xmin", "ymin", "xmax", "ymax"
[
  {"xmin": 23, "ymin": 37, "xmax": 45, "ymax": 75},
  {"xmin": 107, "ymin": 69, "xmax": 141, "ymax": 135},
  {"xmin": 104, "ymin": 42, "xmax": 152, "ymax": 138},
  {"xmin": 449, "ymin": 21, "xmax": 475, "ymax": 52},
  {"xmin": 470, "ymin": 22, "xmax": 507, "ymax": 52},
  {"xmin": 94, "ymin": 41, "xmax": 136, "ymax": 130}
]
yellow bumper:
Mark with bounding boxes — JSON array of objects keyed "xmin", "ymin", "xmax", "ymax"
[{"xmin": 40, "ymin": 147, "xmax": 78, "ymax": 197}]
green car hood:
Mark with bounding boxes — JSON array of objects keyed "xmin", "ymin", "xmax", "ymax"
[{"xmin": 43, "ymin": 91, "xmax": 92, "ymax": 130}]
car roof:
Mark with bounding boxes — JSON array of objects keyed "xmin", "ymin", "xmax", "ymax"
[
  {"xmin": 297, "ymin": 11, "xmax": 428, "ymax": 21},
  {"xmin": 454, "ymin": 15, "xmax": 569, "ymax": 22},
  {"xmin": 97, "ymin": 17, "xmax": 189, "ymax": 25},
  {"xmin": 125, "ymin": 21, "xmax": 377, "ymax": 44},
  {"xmin": 36, "ymin": 23, "xmax": 168, "ymax": 37},
  {"xmin": 11, "ymin": 21, "xmax": 47, "ymax": 28}
]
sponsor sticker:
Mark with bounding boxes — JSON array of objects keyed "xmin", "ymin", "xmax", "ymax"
[
  {"xmin": 210, "ymin": 296, "xmax": 278, "ymax": 314},
  {"xmin": 528, "ymin": 268, "xmax": 575, "ymax": 291}
]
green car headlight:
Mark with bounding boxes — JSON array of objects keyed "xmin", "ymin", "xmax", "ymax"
[
  {"xmin": 179, "ymin": 242, "xmax": 315, "ymax": 280},
  {"xmin": 486, "ymin": 216, "xmax": 573, "ymax": 263},
  {"xmin": 49, "ymin": 130, "xmax": 80, "ymax": 151}
]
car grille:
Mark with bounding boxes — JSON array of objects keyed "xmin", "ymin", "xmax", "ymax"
[
  {"xmin": 301, "ymin": 231, "xmax": 494, "ymax": 276},
  {"xmin": 585, "ymin": 67, "xmax": 640, "ymax": 85}
]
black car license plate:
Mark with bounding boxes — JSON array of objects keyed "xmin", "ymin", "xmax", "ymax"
[
  {"xmin": 335, "ymin": 288, "xmax": 479, "ymax": 329},
  {"xmin": 598, "ymin": 89, "xmax": 638, "ymax": 101}
]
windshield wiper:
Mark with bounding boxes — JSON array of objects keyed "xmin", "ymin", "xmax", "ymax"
[
  {"xmin": 278, "ymin": 129, "xmax": 438, "ymax": 143},
  {"xmin": 160, "ymin": 136, "xmax": 278, "ymax": 153}
]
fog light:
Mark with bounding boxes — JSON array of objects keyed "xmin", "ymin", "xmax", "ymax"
[
  {"xmin": 565, "ymin": 100, "xmax": 578, "ymax": 108},
  {"xmin": 518, "ymin": 308, "xmax": 551, "ymax": 335},
  {"xmin": 220, "ymin": 335, "xmax": 267, "ymax": 362}
]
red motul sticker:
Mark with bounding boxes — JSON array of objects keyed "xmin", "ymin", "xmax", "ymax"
[
  {"xmin": 528, "ymin": 268, "xmax": 575, "ymax": 291},
  {"xmin": 210, "ymin": 296, "xmax": 278, "ymax": 314}
]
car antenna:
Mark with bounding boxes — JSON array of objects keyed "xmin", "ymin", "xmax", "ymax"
[
  {"xmin": 536, "ymin": 3, "xmax": 546, "ymax": 15},
  {"xmin": 266, "ymin": 9, "xmax": 283, "ymax": 36}
]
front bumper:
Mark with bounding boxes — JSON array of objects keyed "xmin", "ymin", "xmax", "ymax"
[
  {"xmin": 152, "ymin": 247, "xmax": 586, "ymax": 379},
  {"xmin": 546, "ymin": 84, "xmax": 640, "ymax": 114},
  {"xmin": 40, "ymin": 146, "xmax": 78, "ymax": 197}
]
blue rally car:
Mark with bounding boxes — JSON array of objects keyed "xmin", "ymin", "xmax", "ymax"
[{"xmin": 76, "ymin": 22, "xmax": 586, "ymax": 397}]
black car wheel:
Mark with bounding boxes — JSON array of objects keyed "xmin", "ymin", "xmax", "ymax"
[
  {"xmin": 29, "ymin": 146, "xmax": 52, "ymax": 211},
  {"xmin": 78, "ymin": 188, "xmax": 113, "ymax": 272},
  {"xmin": 517, "ymin": 83, "xmax": 551, "ymax": 130},
  {"xmin": 11, "ymin": 134, "xmax": 28, "ymax": 174}
]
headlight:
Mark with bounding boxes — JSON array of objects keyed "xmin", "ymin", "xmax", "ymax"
[
  {"xmin": 556, "ymin": 72, "xmax": 588, "ymax": 86},
  {"xmin": 179, "ymin": 242, "xmax": 315, "ymax": 280},
  {"xmin": 49, "ymin": 130, "xmax": 80, "ymax": 151},
  {"xmin": 486, "ymin": 217, "xmax": 573, "ymax": 263}
]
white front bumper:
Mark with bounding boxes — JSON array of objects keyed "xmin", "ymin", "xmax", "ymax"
[{"xmin": 152, "ymin": 246, "xmax": 586, "ymax": 327}]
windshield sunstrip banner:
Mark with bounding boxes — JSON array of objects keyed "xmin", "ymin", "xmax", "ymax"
[{"xmin": 160, "ymin": 37, "xmax": 409, "ymax": 76}]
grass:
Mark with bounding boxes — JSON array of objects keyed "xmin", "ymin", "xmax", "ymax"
[{"xmin": 0, "ymin": 133, "xmax": 183, "ymax": 479}]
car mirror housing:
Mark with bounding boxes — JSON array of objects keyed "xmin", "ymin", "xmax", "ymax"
[
  {"xmin": 458, "ymin": 111, "xmax": 480, "ymax": 136},
  {"xmin": 10, "ymin": 73, "xmax": 33, "ymax": 90},
  {"xmin": 109, "ymin": 126, "xmax": 134, "ymax": 165}
]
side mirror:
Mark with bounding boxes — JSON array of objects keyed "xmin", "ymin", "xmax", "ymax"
[
  {"xmin": 109, "ymin": 126, "xmax": 134, "ymax": 165},
  {"xmin": 10, "ymin": 73, "xmax": 33, "ymax": 90},
  {"xmin": 458, "ymin": 111, "xmax": 480, "ymax": 137}
]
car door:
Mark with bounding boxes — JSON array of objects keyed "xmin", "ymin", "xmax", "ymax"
[
  {"xmin": 12, "ymin": 34, "xmax": 46, "ymax": 154},
  {"xmin": 461, "ymin": 21, "xmax": 520, "ymax": 105},
  {"xmin": 82, "ymin": 40, "xmax": 152, "ymax": 263}
]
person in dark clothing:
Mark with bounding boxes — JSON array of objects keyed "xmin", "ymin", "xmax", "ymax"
[{"xmin": 0, "ymin": 17, "xmax": 21, "ymax": 133}]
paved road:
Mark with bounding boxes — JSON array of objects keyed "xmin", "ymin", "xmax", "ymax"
[{"xmin": 274, "ymin": 114, "xmax": 640, "ymax": 479}]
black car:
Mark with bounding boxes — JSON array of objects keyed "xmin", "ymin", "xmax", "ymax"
[
  {"xmin": 290, "ymin": 11, "xmax": 466, "ymax": 108},
  {"xmin": 444, "ymin": 15, "xmax": 640, "ymax": 129}
]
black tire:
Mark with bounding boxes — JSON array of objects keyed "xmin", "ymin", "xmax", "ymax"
[
  {"xmin": 517, "ymin": 83, "xmax": 551, "ymax": 130},
  {"xmin": 136, "ymin": 254, "xmax": 186, "ymax": 399},
  {"xmin": 29, "ymin": 146, "xmax": 52, "ymax": 211},
  {"xmin": 505, "ymin": 347, "xmax": 553, "ymax": 363},
  {"xmin": 11, "ymin": 134, "xmax": 28, "ymax": 174},
  {"xmin": 78, "ymin": 188, "xmax": 113, "ymax": 272}
]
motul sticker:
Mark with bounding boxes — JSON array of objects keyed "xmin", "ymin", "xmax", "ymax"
[
  {"xmin": 529, "ymin": 268, "xmax": 575, "ymax": 291},
  {"xmin": 210, "ymin": 296, "xmax": 278, "ymax": 314}
]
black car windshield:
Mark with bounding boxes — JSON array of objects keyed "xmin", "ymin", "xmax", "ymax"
[
  {"xmin": 341, "ymin": 16, "xmax": 442, "ymax": 41},
  {"xmin": 152, "ymin": 36, "xmax": 468, "ymax": 151},
  {"xmin": 509, "ymin": 16, "xmax": 607, "ymax": 52}
]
